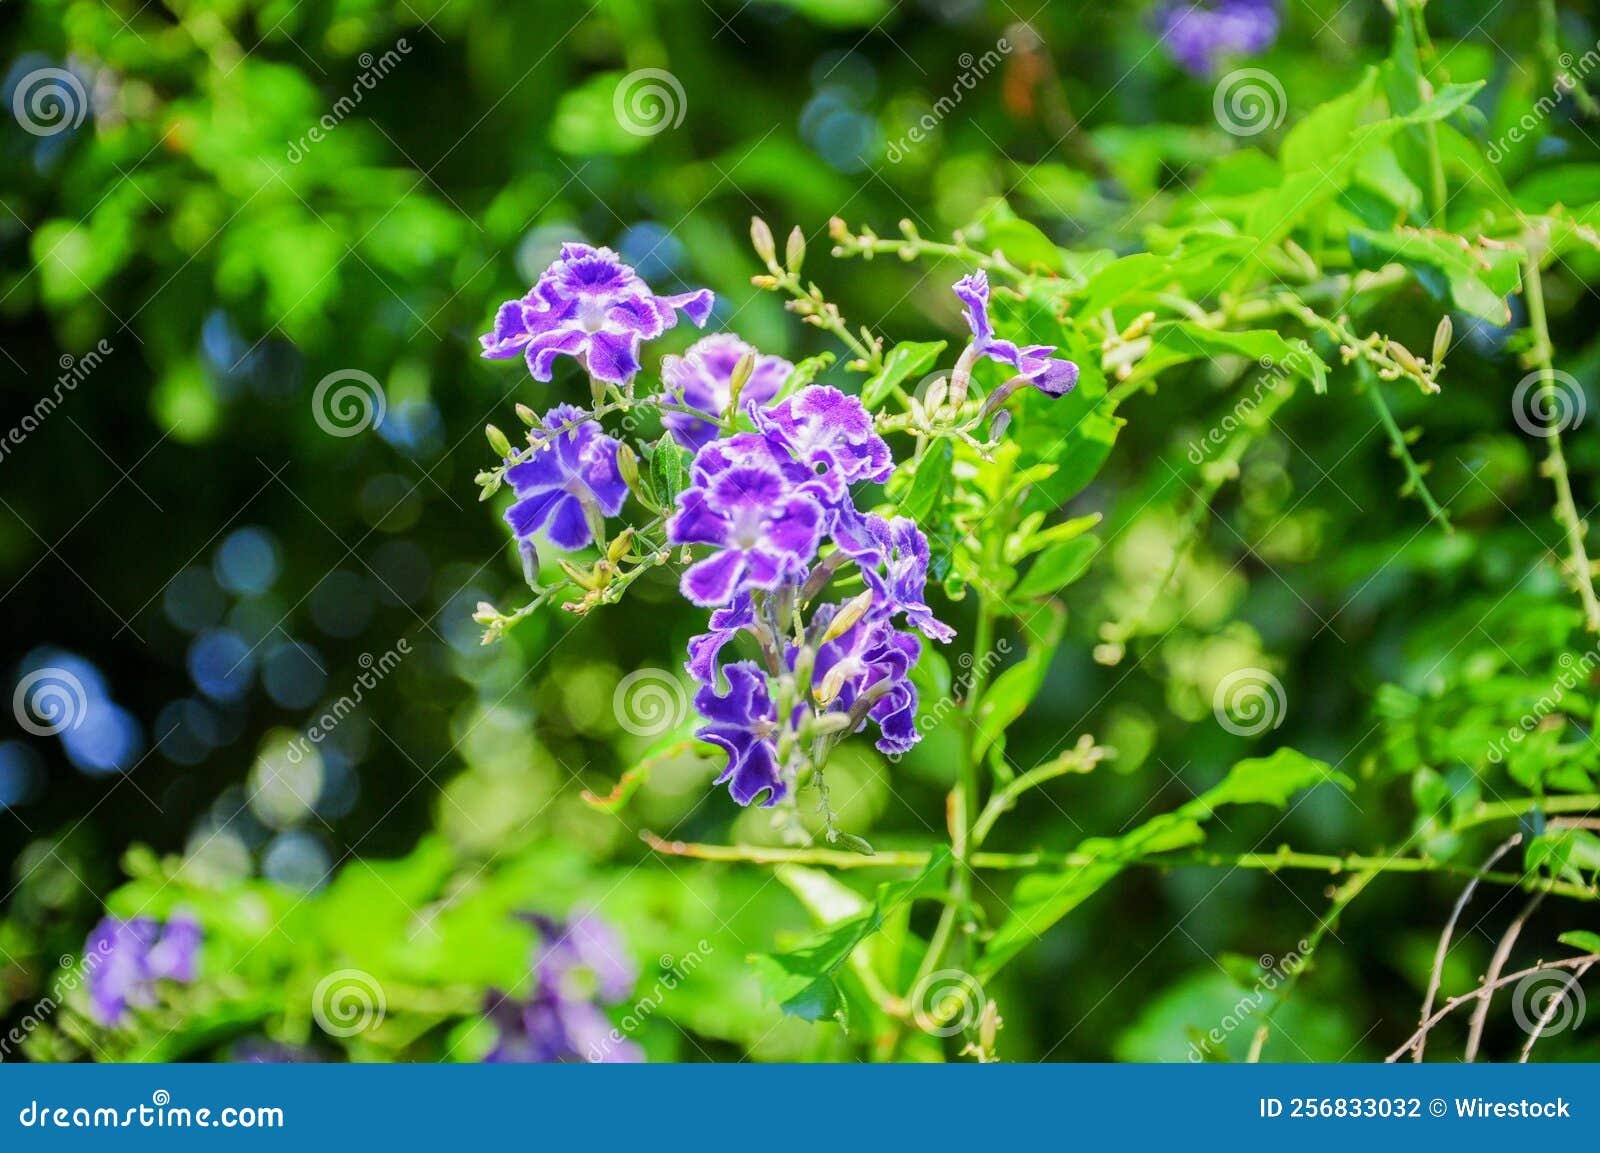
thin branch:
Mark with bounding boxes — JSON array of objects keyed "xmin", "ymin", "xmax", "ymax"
[
  {"xmin": 1386, "ymin": 953, "xmax": 1600, "ymax": 1061},
  {"xmin": 1415, "ymin": 834, "xmax": 1521, "ymax": 1061},
  {"xmin": 1463, "ymin": 889, "xmax": 1545, "ymax": 1062}
]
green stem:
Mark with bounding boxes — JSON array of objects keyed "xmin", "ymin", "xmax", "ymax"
[
  {"xmin": 1523, "ymin": 254, "xmax": 1600, "ymax": 630},
  {"xmin": 1363, "ymin": 367, "xmax": 1452, "ymax": 530}
]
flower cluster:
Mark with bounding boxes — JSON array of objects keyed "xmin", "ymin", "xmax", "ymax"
[
  {"xmin": 479, "ymin": 238, "xmax": 1077, "ymax": 816},
  {"xmin": 84, "ymin": 913, "xmax": 201, "ymax": 1027},
  {"xmin": 485, "ymin": 913, "xmax": 642, "ymax": 1063},
  {"xmin": 1155, "ymin": 0, "xmax": 1279, "ymax": 76}
]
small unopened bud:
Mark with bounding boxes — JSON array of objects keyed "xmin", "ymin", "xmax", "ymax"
[
  {"xmin": 616, "ymin": 442, "xmax": 639, "ymax": 490},
  {"xmin": 607, "ymin": 527, "xmax": 635, "ymax": 564},
  {"xmin": 810, "ymin": 712, "xmax": 855, "ymax": 736},
  {"xmin": 750, "ymin": 217, "xmax": 777, "ymax": 266},
  {"xmin": 727, "ymin": 351, "xmax": 756, "ymax": 416},
  {"xmin": 813, "ymin": 663, "xmax": 851, "ymax": 708},
  {"xmin": 988, "ymin": 409, "xmax": 1012, "ymax": 442},
  {"xmin": 1119, "ymin": 311, "xmax": 1156, "ymax": 341},
  {"xmin": 485, "ymin": 423, "xmax": 513, "ymax": 458},
  {"xmin": 472, "ymin": 600, "xmax": 501, "ymax": 625},
  {"xmin": 515, "ymin": 403, "xmax": 537, "ymax": 427},
  {"xmin": 1431, "ymin": 315, "xmax": 1453, "ymax": 367},
  {"xmin": 517, "ymin": 538, "xmax": 540, "ymax": 589},
  {"xmin": 821, "ymin": 590, "xmax": 875, "ymax": 645},
  {"xmin": 1387, "ymin": 340, "xmax": 1425, "ymax": 378},
  {"xmin": 785, "ymin": 226, "xmax": 806, "ymax": 275}
]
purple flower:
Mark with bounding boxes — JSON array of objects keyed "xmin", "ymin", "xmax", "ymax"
[
  {"xmin": 85, "ymin": 914, "xmax": 201, "ymax": 1027},
  {"xmin": 833, "ymin": 509, "xmax": 955, "ymax": 643},
  {"xmin": 504, "ymin": 404, "xmax": 628, "ymax": 552},
  {"xmin": 954, "ymin": 271, "xmax": 1079, "ymax": 398},
  {"xmin": 1156, "ymin": 0, "xmax": 1279, "ymax": 76},
  {"xmin": 686, "ymin": 592, "xmax": 757, "ymax": 683},
  {"xmin": 751, "ymin": 385, "xmax": 893, "ymax": 490},
  {"xmin": 486, "ymin": 913, "xmax": 644, "ymax": 1064},
  {"xmin": 668, "ymin": 444, "xmax": 826, "ymax": 607},
  {"xmin": 484, "ymin": 989, "xmax": 643, "ymax": 1064},
  {"xmin": 522, "ymin": 912, "xmax": 638, "ymax": 1004},
  {"xmin": 661, "ymin": 334, "xmax": 792, "ymax": 451},
  {"xmin": 480, "ymin": 243, "xmax": 713, "ymax": 385},
  {"xmin": 810, "ymin": 607, "xmax": 922, "ymax": 755},
  {"xmin": 695, "ymin": 661, "xmax": 785, "ymax": 806}
]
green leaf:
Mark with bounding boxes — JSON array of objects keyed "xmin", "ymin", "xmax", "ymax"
[
  {"xmin": 862, "ymin": 340, "xmax": 945, "ymax": 408},
  {"xmin": 899, "ymin": 439, "xmax": 952, "ymax": 522},
  {"xmin": 751, "ymin": 850, "xmax": 949, "ymax": 1024},
  {"xmin": 1559, "ymin": 931, "xmax": 1600, "ymax": 954},
  {"xmin": 1012, "ymin": 535, "xmax": 1099, "ymax": 599},
  {"xmin": 648, "ymin": 433, "xmax": 692, "ymax": 507},
  {"xmin": 1151, "ymin": 324, "xmax": 1328, "ymax": 394},
  {"xmin": 1347, "ymin": 226, "xmax": 1520, "ymax": 325},
  {"xmin": 981, "ymin": 749, "xmax": 1350, "ymax": 973}
]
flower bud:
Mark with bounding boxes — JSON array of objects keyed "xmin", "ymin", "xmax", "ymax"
[
  {"xmin": 727, "ymin": 351, "xmax": 756, "ymax": 416},
  {"xmin": 616, "ymin": 442, "xmax": 639, "ymax": 490},
  {"xmin": 1431, "ymin": 315, "xmax": 1453, "ymax": 367},
  {"xmin": 472, "ymin": 600, "xmax": 501, "ymax": 625},
  {"xmin": 485, "ymin": 423, "xmax": 513, "ymax": 458},
  {"xmin": 750, "ymin": 217, "xmax": 777, "ymax": 266},
  {"xmin": 518, "ymin": 538, "xmax": 540, "ymax": 589},
  {"xmin": 820, "ymin": 590, "xmax": 874, "ymax": 645},
  {"xmin": 813, "ymin": 663, "xmax": 852, "ymax": 708},
  {"xmin": 515, "ymin": 403, "xmax": 538, "ymax": 427},
  {"xmin": 785, "ymin": 226, "xmax": 806, "ymax": 275}
]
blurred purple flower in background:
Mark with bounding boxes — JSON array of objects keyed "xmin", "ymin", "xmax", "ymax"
[
  {"xmin": 1155, "ymin": 0, "xmax": 1279, "ymax": 76},
  {"xmin": 85, "ymin": 914, "xmax": 201, "ymax": 1026}
]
